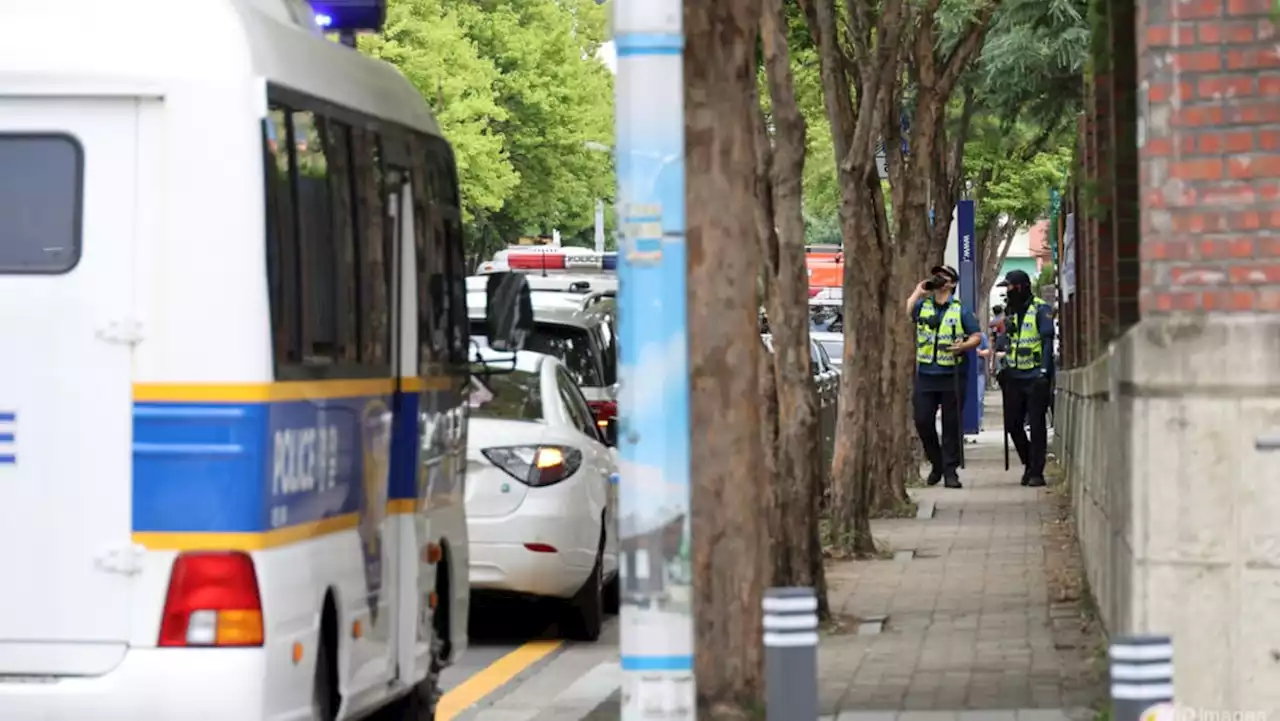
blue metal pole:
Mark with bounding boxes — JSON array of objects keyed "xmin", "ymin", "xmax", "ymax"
[
  {"xmin": 956, "ymin": 199, "xmax": 980, "ymax": 436},
  {"xmin": 612, "ymin": 2, "xmax": 695, "ymax": 720}
]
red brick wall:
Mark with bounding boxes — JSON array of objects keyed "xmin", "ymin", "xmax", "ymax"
[
  {"xmin": 1095, "ymin": 65, "xmax": 1118, "ymax": 347},
  {"xmin": 1083, "ymin": 75, "xmax": 1099, "ymax": 361},
  {"xmin": 1110, "ymin": 0, "xmax": 1142, "ymax": 333},
  {"xmin": 1138, "ymin": 0, "xmax": 1280, "ymax": 313}
]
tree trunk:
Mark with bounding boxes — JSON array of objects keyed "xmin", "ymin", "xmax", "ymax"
[
  {"xmin": 979, "ymin": 219, "xmax": 1018, "ymax": 321},
  {"xmin": 877, "ymin": 259, "xmax": 920, "ymax": 510},
  {"xmin": 687, "ymin": 0, "xmax": 768, "ymax": 715},
  {"xmin": 828, "ymin": 172, "xmax": 884, "ymax": 555},
  {"xmin": 803, "ymin": 0, "xmax": 905, "ymax": 559},
  {"xmin": 759, "ymin": 0, "xmax": 828, "ymax": 616}
]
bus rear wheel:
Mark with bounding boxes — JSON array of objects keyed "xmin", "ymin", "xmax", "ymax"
[
  {"xmin": 390, "ymin": 634, "xmax": 443, "ymax": 721},
  {"xmin": 312, "ymin": 611, "xmax": 339, "ymax": 721}
]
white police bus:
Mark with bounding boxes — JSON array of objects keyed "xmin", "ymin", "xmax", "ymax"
[{"xmin": 0, "ymin": 0, "xmax": 513, "ymax": 718}]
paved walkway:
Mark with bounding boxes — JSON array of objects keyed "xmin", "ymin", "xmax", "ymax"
[{"xmin": 816, "ymin": 401, "xmax": 1104, "ymax": 719}]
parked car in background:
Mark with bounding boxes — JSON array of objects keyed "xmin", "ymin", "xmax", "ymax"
[
  {"xmin": 466, "ymin": 273, "xmax": 616, "ymax": 298},
  {"xmin": 760, "ymin": 334, "xmax": 839, "ymax": 469},
  {"xmin": 812, "ymin": 331, "xmax": 843, "ymax": 371},
  {"xmin": 465, "ymin": 349, "xmax": 620, "ymax": 641},
  {"xmin": 468, "ymin": 285, "xmax": 618, "ymax": 430}
]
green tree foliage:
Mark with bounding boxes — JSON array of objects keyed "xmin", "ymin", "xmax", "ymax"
[
  {"xmin": 785, "ymin": 4, "xmax": 840, "ymax": 243},
  {"xmin": 966, "ymin": 117, "xmax": 1074, "ymax": 235},
  {"xmin": 974, "ymin": 0, "xmax": 1089, "ymax": 125},
  {"xmin": 361, "ymin": 0, "xmax": 516, "ymax": 220},
  {"xmin": 1033, "ymin": 261, "xmax": 1056, "ymax": 294},
  {"xmin": 362, "ymin": 0, "xmax": 615, "ymax": 254},
  {"xmin": 792, "ymin": 0, "xmax": 1086, "ymax": 244}
]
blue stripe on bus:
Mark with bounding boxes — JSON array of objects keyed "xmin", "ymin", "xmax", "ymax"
[{"xmin": 132, "ymin": 390, "xmax": 428, "ymax": 537}]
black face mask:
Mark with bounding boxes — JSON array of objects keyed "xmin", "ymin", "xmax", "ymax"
[{"xmin": 1005, "ymin": 285, "xmax": 1031, "ymax": 309}]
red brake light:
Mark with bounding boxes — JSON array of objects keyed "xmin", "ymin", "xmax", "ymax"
[
  {"xmin": 158, "ymin": 552, "xmax": 264, "ymax": 647},
  {"xmin": 587, "ymin": 400, "xmax": 617, "ymax": 428}
]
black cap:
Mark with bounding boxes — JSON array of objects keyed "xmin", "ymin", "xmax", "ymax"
[
  {"xmin": 930, "ymin": 264, "xmax": 959, "ymax": 282},
  {"xmin": 997, "ymin": 269, "xmax": 1032, "ymax": 288}
]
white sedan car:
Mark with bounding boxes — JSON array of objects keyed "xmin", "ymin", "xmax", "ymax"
[{"xmin": 465, "ymin": 349, "xmax": 620, "ymax": 641}]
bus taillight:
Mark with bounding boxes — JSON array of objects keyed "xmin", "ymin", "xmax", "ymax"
[{"xmin": 158, "ymin": 551, "xmax": 265, "ymax": 647}]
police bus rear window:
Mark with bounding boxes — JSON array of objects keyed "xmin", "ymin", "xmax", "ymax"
[{"xmin": 0, "ymin": 135, "xmax": 83, "ymax": 274}]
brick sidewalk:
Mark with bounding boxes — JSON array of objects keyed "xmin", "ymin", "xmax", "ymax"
[{"xmin": 816, "ymin": 420, "xmax": 1104, "ymax": 719}]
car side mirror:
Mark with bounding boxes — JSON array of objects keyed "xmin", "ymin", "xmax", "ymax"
[{"xmin": 484, "ymin": 272, "xmax": 534, "ymax": 352}]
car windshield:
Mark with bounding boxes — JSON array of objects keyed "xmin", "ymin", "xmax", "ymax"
[
  {"xmin": 470, "ymin": 320, "xmax": 602, "ymax": 387},
  {"xmin": 468, "ymin": 370, "xmax": 543, "ymax": 420}
]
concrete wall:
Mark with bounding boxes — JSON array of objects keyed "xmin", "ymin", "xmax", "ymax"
[{"xmin": 1057, "ymin": 315, "xmax": 1280, "ymax": 712}]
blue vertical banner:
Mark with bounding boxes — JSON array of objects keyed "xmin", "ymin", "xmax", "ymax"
[
  {"xmin": 956, "ymin": 200, "xmax": 981, "ymax": 435},
  {"xmin": 612, "ymin": 2, "xmax": 696, "ymax": 720}
]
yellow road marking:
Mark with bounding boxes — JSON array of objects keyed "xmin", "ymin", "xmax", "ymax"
[{"xmin": 437, "ymin": 640, "xmax": 563, "ymax": 720}]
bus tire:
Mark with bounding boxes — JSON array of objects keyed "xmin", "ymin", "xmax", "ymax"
[
  {"xmin": 313, "ymin": 596, "xmax": 339, "ymax": 721},
  {"xmin": 395, "ymin": 634, "xmax": 443, "ymax": 721}
]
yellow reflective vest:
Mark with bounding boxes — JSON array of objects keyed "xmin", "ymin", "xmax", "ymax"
[
  {"xmin": 915, "ymin": 298, "xmax": 964, "ymax": 368},
  {"xmin": 1009, "ymin": 297, "xmax": 1048, "ymax": 371}
]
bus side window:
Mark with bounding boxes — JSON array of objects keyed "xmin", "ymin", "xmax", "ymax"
[
  {"xmin": 263, "ymin": 107, "xmax": 301, "ymax": 368},
  {"xmin": 263, "ymin": 93, "xmax": 392, "ymax": 379},
  {"xmin": 290, "ymin": 110, "xmax": 341, "ymax": 366},
  {"xmin": 323, "ymin": 119, "xmax": 359, "ymax": 364},
  {"xmin": 351, "ymin": 127, "xmax": 390, "ymax": 368},
  {"xmin": 410, "ymin": 135, "xmax": 448, "ymax": 373},
  {"xmin": 425, "ymin": 138, "xmax": 467, "ymax": 365}
]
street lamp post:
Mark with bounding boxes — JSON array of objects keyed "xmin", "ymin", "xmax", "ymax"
[
  {"xmin": 585, "ymin": 141, "xmax": 611, "ymax": 253},
  {"xmin": 594, "ymin": 199, "xmax": 606, "ymax": 253},
  {"xmin": 611, "ymin": 0, "xmax": 694, "ymax": 719}
]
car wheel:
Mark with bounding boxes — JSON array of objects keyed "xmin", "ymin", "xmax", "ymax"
[
  {"xmin": 562, "ymin": 542, "xmax": 605, "ymax": 642},
  {"xmin": 603, "ymin": 571, "xmax": 620, "ymax": 615}
]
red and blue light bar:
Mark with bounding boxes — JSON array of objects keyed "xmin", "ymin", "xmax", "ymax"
[{"xmin": 504, "ymin": 251, "xmax": 618, "ymax": 271}]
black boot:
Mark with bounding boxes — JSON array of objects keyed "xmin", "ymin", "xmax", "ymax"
[
  {"xmin": 926, "ymin": 468, "xmax": 943, "ymax": 486},
  {"xmin": 943, "ymin": 472, "xmax": 962, "ymax": 489},
  {"xmin": 1020, "ymin": 470, "xmax": 1031, "ymax": 486},
  {"xmin": 1025, "ymin": 474, "xmax": 1046, "ymax": 488}
]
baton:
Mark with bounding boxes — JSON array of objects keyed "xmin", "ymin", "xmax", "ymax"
[
  {"xmin": 954, "ymin": 363, "xmax": 965, "ymax": 470},
  {"xmin": 1004, "ymin": 425, "xmax": 1010, "ymax": 471}
]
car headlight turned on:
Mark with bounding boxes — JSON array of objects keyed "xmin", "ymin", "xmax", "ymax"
[{"xmin": 481, "ymin": 445, "xmax": 583, "ymax": 487}]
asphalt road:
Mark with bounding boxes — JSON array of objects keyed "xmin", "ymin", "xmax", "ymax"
[{"xmin": 439, "ymin": 593, "xmax": 565, "ymax": 692}]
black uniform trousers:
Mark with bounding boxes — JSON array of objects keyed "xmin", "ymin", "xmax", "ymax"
[
  {"xmin": 1000, "ymin": 374, "xmax": 1051, "ymax": 476},
  {"xmin": 913, "ymin": 371, "xmax": 964, "ymax": 475}
]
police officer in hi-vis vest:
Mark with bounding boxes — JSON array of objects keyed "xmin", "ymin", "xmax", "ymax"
[
  {"xmin": 995, "ymin": 269, "xmax": 1055, "ymax": 487},
  {"xmin": 906, "ymin": 264, "xmax": 982, "ymax": 489}
]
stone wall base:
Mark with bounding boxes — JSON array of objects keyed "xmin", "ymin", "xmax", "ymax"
[{"xmin": 1057, "ymin": 315, "xmax": 1280, "ymax": 711}]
